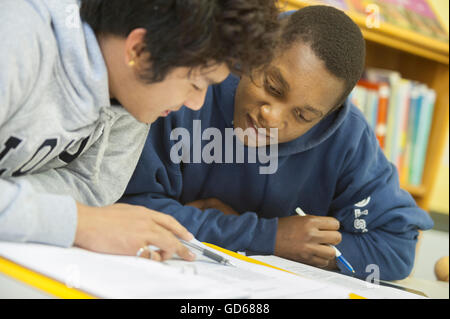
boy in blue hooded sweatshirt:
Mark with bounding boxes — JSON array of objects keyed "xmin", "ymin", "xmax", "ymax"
[{"xmin": 120, "ymin": 6, "xmax": 434, "ymax": 280}]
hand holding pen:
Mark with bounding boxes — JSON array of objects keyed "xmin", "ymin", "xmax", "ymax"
[
  {"xmin": 274, "ymin": 208, "xmax": 343, "ymax": 270},
  {"xmin": 295, "ymin": 207, "xmax": 355, "ymax": 274}
]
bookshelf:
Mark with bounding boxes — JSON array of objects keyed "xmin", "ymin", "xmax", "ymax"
[{"xmin": 281, "ymin": 0, "xmax": 449, "ymax": 211}]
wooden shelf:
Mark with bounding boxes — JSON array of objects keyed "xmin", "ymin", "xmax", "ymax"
[
  {"xmin": 402, "ymin": 184, "xmax": 427, "ymax": 198},
  {"xmin": 283, "ymin": 0, "xmax": 449, "ymax": 64},
  {"xmin": 282, "ymin": 0, "xmax": 450, "ymax": 211}
]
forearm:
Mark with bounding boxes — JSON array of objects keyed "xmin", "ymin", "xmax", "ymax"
[
  {"xmin": 337, "ymin": 230, "xmax": 418, "ymax": 281},
  {"xmin": 120, "ymin": 194, "xmax": 278, "ymax": 254},
  {"xmin": 0, "ymin": 178, "xmax": 77, "ymax": 247}
]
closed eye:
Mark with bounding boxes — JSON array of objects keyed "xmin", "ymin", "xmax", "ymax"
[
  {"xmin": 266, "ymin": 83, "xmax": 284, "ymax": 98},
  {"xmin": 295, "ymin": 109, "xmax": 313, "ymax": 123},
  {"xmin": 263, "ymin": 66, "xmax": 289, "ymax": 99}
]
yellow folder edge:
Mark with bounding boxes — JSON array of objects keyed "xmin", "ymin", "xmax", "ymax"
[
  {"xmin": 203, "ymin": 243, "xmax": 367, "ymax": 299},
  {"xmin": 1, "ymin": 245, "xmax": 366, "ymax": 299},
  {"xmin": 0, "ymin": 256, "xmax": 96, "ymax": 299},
  {"xmin": 203, "ymin": 242, "xmax": 299, "ymax": 276}
]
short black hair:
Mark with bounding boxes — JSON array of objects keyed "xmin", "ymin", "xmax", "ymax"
[
  {"xmin": 281, "ymin": 5, "xmax": 366, "ymax": 110},
  {"xmin": 80, "ymin": 0, "xmax": 280, "ymax": 83}
]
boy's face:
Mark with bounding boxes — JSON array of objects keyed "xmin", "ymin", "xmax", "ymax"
[
  {"xmin": 122, "ymin": 64, "xmax": 230, "ymax": 124},
  {"xmin": 102, "ymin": 30, "xmax": 230, "ymax": 125},
  {"xmin": 233, "ymin": 43, "xmax": 345, "ymax": 147}
]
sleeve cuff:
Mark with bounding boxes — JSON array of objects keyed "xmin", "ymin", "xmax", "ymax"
[
  {"xmin": 27, "ymin": 193, "xmax": 78, "ymax": 247},
  {"xmin": 246, "ymin": 217, "xmax": 278, "ymax": 255}
]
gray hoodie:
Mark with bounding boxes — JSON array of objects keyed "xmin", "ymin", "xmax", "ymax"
[{"xmin": 0, "ymin": 0, "xmax": 149, "ymax": 247}]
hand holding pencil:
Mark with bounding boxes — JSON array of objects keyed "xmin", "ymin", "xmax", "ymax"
[
  {"xmin": 274, "ymin": 208, "xmax": 343, "ymax": 270},
  {"xmin": 295, "ymin": 207, "xmax": 355, "ymax": 274}
]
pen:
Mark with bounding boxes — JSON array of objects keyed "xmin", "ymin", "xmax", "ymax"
[
  {"xmin": 295, "ymin": 207, "xmax": 355, "ymax": 274},
  {"xmin": 180, "ymin": 239, "xmax": 236, "ymax": 267}
]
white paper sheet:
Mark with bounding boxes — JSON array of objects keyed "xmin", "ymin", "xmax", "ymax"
[
  {"xmin": 164, "ymin": 239, "xmax": 353, "ymax": 299},
  {"xmin": 0, "ymin": 241, "xmax": 354, "ymax": 299},
  {"xmin": 249, "ymin": 255, "xmax": 427, "ymax": 299},
  {"xmin": 0, "ymin": 242, "xmax": 246, "ymax": 299}
]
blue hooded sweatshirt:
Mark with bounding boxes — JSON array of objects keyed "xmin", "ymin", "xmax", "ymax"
[{"xmin": 120, "ymin": 75, "xmax": 434, "ymax": 281}]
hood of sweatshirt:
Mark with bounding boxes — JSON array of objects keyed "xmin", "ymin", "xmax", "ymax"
[
  {"xmin": 28, "ymin": 0, "xmax": 110, "ymax": 127},
  {"xmin": 0, "ymin": 0, "xmax": 113, "ymax": 177}
]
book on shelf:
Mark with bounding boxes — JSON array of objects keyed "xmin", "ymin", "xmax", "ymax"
[
  {"xmin": 350, "ymin": 68, "xmax": 436, "ymax": 187},
  {"xmin": 392, "ymin": 79, "xmax": 411, "ymax": 174},
  {"xmin": 298, "ymin": 0, "xmax": 449, "ymax": 43},
  {"xmin": 409, "ymin": 88, "xmax": 436, "ymax": 186},
  {"xmin": 376, "ymin": 83, "xmax": 390, "ymax": 150}
]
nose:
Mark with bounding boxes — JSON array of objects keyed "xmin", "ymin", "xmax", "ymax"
[
  {"xmin": 259, "ymin": 104, "xmax": 286, "ymax": 129},
  {"xmin": 184, "ymin": 87, "xmax": 208, "ymax": 111}
]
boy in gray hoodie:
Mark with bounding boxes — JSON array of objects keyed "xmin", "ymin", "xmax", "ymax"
[{"xmin": 0, "ymin": 0, "xmax": 279, "ymax": 261}]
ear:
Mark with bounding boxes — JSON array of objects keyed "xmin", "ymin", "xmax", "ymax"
[{"xmin": 124, "ymin": 28, "xmax": 148, "ymax": 66}]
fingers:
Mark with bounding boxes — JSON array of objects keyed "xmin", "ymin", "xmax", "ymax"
[
  {"xmin": 150, "ymin": 211, "xmax": 194, "ymax": 242},
  {"xmin": 305, "ymin": 245, "xmax": 337, "ymax": 268},
  {"xmin": 136, "ymin": 247, "xmax": 188, "ymax": 263},
  {"xmin": 79, "ymin": 203, "xmax": 198, "ymax": 262},
  {"xmin": 134, "ymin": 207, "xmax": 196, "ymax": 261},
  {"xmin": 316, "ymin": 230, "xmax": 342, "ymax": 246},
  {"xmin": 185, "ymin": 199, "xmax": 206, "ymax": 209},
  {"xmin": 308, "ymin": 256, "xmax": 330, "ymax": 268},
  {"xmin": 145, "ymin": 224, "xmax": 196, "ymax": 262},
  {"xmin": 158, "ymin": 249, "xmax": 175, "ymax": 261},
  {"xmin": 315, "ymin": 216, "xmax": 340, "ymax": 231},
  {"xmin": 136, "ymin": 246, "xmax": 163, "ymax": 262},
  {"xmin": 306, "ymin": 216, "xmax": 341, "ymax": 245},
  {"xmin": 276, "ymin": 214, "xmax": 342, "ymax": 268},
  {"xmin": 174, "ymin": 244, "xmax": 197, "ymax": 262},
  {"xmin": 185, "ymin": 198, "xmax": 215, "ymax": 210},
  {"xmin": 312, "ymin": 244, "xmax": 337, "ymax": 260},
  {"xmin": 152, "ymin": 251, "xmax": 162, "ymax": 262}
]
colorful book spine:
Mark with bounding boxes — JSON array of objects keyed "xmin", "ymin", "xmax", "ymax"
[
  {"xmin": 366, "ymin": 89, "xmax": 379, "ymax": 129},
  {"xmin": 375, "ymin": 83, "xmax": 390, "ymax": 150},
  {"xmin": 349, "ymin": 85, "xmax": 367, "ymax": 114},
  {"xmin": 384, "ymin": 72, "xmax": 401, "ymax": 162},
  {"xmin": 409, "ymin": 88, "xmax": 436, "ymax": 186},
  {"xmin": 394, "ymin": 79, "xmax": 412, "ymax": 177},
  {"xmin": 408, "ymin": 85, "xmax": 425, "ymax": 184},
  {"xmin": 370, "ymin": 91, "xmax": 379, "ymax": 130},
  {"xmin": 400, "ymin": 83, "xmax": 420, "ymax": 185},
  {"xmin": 355, "ymin": 80, "xmax": 383, "ymax": 132}
]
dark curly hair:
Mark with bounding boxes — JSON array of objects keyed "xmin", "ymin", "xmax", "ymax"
[
  {"xmin": 281, "ymin": 6, "xmax": 366, "ymax": 109},
  {"xmin": 80, "ymin": 0, "xmax": 280, "ymax": 83}
]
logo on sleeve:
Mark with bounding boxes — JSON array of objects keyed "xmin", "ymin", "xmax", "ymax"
[
  {"xmin": 355, "ymin": 196, "xmax": 371, "ymax": 208},
  {"xmin": 353, "ymin": 196, "xmax": 370, "ymax": 233}
]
